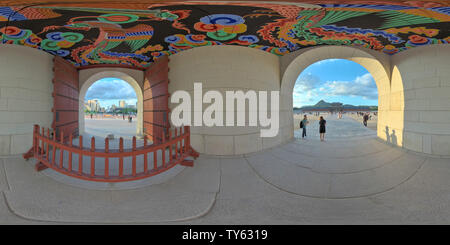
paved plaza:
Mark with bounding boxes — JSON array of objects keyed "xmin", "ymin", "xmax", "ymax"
[
  {"xmin": 85, "ymin": 118, "xmax": 138, "ymax": 139},
  {"xmin": 294, "ymin": 114, "xmax": 376, "ymax": 140},
  {"xmin": 1, "ymin": 115, "xmax": 450, "ymax": 224}
]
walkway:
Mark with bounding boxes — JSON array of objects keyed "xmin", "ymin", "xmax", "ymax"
[
  {"xmin": 294, "ymin": 114, "xmax": 376, "ymax": 140},
  {"xmin": 1, "ymin": 116, "xmax": 450, "ymax": 224},
  {"xmin": 85, "ymin": 118, "xmax": 137, "ymax": 139}
]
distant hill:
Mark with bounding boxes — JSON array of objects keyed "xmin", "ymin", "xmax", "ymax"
[{"xmin": 294, "ymin": 100, "xmax": 377, "ymax": 111}]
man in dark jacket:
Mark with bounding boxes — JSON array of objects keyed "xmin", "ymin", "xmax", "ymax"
[{"xmin": 363, "ymin": 113, "xmax": 369, "ymax": 127}]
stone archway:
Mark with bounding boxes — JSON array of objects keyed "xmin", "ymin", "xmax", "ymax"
[
  {"xmin": 279, "ymin": 45, "xmax": 402, "ymax": 146},
  {"xmin": 78, "ymin": 70, "xmax": 144, "ymax": 136}
]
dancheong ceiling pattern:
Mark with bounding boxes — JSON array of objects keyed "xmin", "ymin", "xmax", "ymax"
[{"xmin": 0, "ymin": 1, "xmax": 449, "ymax": 68}]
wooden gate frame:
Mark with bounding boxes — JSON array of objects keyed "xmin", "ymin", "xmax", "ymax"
[
  {"xmin": 52, "ymin": 56, "xmax": 80, "ymax": 141},
  {"xmin": 143, "ymin": 56, "xmax": 170, "ymax": 144}
]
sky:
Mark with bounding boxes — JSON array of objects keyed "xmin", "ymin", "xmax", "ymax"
[
  {"xmin": 293, "ymin": 59, "xmax": 378, "ymax": 108},
  {"xmin": 86, "ymin": 59, "xmax": 377, "ymax": 109},
  {"xmin": 85, "ymin": 77, "xmax": 137, "ymax": 108}
]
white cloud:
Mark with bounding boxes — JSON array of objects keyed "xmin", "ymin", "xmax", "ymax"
[
  {"xmin": 322, "ymin": 73, "xmax": 378, "ymax": 100},
  {"xmin": 313, "ymin": 59, "xmax": 340, "ymax": 65},
  {"xmin": 85, "ymin": 78, "xmax": 137, "ymax": 100},
  {"xmin": 355, "ymin": 73, "xmax": 377, "ymax": 88},
  {"xmin": 293, "ymin": 72, "xmax": 378, "ymax": 107},
  {"xmin": 294, "ymin": 73, "xmax": 320, "ymax": 93}
]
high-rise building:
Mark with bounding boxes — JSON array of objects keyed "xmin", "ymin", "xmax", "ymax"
[
  {"xmin": 119, "ymin": 100, "xmax": 126, "ymax": 108},
  {"xmin": 86, "ymin": 99, "xmax": 100, "ymax": 112}
]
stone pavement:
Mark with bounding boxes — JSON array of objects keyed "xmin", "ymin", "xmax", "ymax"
[
  {"xmin": 294, "ymin": 114, "xmax": 376, "ymax": 140},
  {"xmin": 85, "ymin": 118, "xmax": 138, "ymax": 139},
  {"xmin": 1, "ymin": 117, "xmax": 450, "ymax": 224}
]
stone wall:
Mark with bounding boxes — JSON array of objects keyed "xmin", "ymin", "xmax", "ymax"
[
  {"xmin": 0, "ymin": 45, "xmax": 53, "ymax": 155},
  {"xmin": 393, "ymin": 45, "xmax": 450, "ymax": 156},
  {"xmin": 168, "ymin": 45, "xmax": 282, "ymax": 155},
  {"xmin": 1, "ymin": 43, "xmax": 448, "ymax": 157}
]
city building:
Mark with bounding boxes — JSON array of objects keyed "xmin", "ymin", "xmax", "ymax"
[{"xmin": 86, "ymin": 99, "xmax": 100, "ymax": 112}]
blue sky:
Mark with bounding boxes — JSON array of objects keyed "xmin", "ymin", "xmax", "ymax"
[
  {"xmin": 293, "ymin": 59, "xmax": 378, "ymax": 108},
  {"xmin": 86, "ymin": 60, "xmax": 377, "ymax": 109},
  {"xmin": 85, "ymin": 77, "xmax": 137, "ymax": 108}
]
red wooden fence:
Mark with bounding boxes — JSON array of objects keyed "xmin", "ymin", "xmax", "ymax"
[{"xmin": 24, "ymin": 125, "xmax": 199, "ymax": 182}]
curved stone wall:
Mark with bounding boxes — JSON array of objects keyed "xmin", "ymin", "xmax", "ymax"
[
  {"xmin": 1, "ymin": 43, "xmax": 448, "ymax": 157},
  {"xmin": 0, "ymin": 45, "xmax": 53, "ymax": 155},
  {"xmin": 168, "ymin": 45, "xmax": 283, "ymax": 155},
  {"xmin": 393, "ymin": 45, "xmax": 450, "ymax": 156}
]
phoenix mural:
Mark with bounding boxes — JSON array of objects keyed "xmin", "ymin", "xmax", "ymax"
[{"xmin": 0, "ymin": 0, "xmax": 449, "ymax": 68}]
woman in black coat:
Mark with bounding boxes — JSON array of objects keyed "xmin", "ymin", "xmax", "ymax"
[{"xmin": 319, "ymin": 116, "xmax": 326, "ymax": 141}]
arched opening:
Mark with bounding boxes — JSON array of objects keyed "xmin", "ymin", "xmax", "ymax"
[
  {"xmin": 280, "ymin": 45, "xmax": 402, "ymax": 146},
  {"xmin": 292, "ymin": 59, "xmax": 379, "ymax": 140},
  {"xmin": 83, "ymin": 78, "xmax": 138, "ymax": 138},
  {"xmin": 79, "ymin": 71, "xmax": 144, "ymax": 138}
]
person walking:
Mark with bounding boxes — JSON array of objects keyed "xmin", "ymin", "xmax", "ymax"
[
  {"xmin": 319, "ymin": 116, "xmax": 326, "ymax": 141},
  {"xmin": 363, "ymin": 113, "xmax": 369, "ymax": 127},
  {"xmin": 300, "ymin": 114, "xmax": 309, "ymax": 139}
]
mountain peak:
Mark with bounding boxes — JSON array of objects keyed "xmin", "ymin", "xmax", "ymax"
[{"xmin": 315, "ymin": 100, "xmax": 330, "ymax": 107}]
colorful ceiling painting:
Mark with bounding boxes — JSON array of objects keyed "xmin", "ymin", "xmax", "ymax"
[{"xmin": 0, "ymin": 1, "xmax": 449, "ymax": 68}]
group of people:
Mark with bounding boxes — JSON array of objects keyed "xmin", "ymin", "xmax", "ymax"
[
  {"xmin": 122, "ymin": 113, "xmax": 133, "ymax": 123},
  {"xmin": 300, "ymin": 114, "xmax": 327, "ymax": 142},
  {"xmin": 300, "ymin": 111, "xmax": 375, "ymax": 140}
]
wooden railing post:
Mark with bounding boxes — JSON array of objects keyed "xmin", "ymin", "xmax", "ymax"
[
  {"xmin": 105, "ymin": 137, "xmax": 109, "ymax": 178},
  {"xmin": 185, "ymin": 126, "xmax": 190, "ymax": 151},
  {"xmin": 174, "ymin": 128, "xmax": 178, "ymax": 159},
  {"xmin": 46, "ymin": 128, "xmax": 50, "ymax": 160},
  {"xmin": 51, "ymin": 130, "xmax": 56, "ymax": 165},
  {"xmin": 119, "ymin": 137, "xmax": 124, "ymax": 177},
  {"xmin": 33, "ymin": 125, "xmax": 39, "ymax": 153},
  {"xmin": 78, "ymin": 135, "xmax": 83, "ymax": 174},
  {"xmin": 33, "ymin": 125, "xmax": 49, "ymax": 171},
  {"xmin": 169, "ymin": 130, "xmax": 173, "ymax": 162},
  {"xmin": 144, "ymin": 137, "xmax": 148, "ymax": 173},
  {"xmin": 153, "ymin": 144, "xmax": 157, "ymax": 170},
  {"xmin": 178, "ymin": 127, "xmax": 183, "ymax": 154},
  {"xmin": 161, "ymin": 131, "xmax": 166, "ymax": 167},
  {"xmin": 41, "ymin": 127, "xmax": 45, "ymax": 157},
  {"xmin": 184, "ymin": 126, "xmax": 191, "ymax": 152},
  {"xmin": 132, "ymin": 136, "xmax": 136, "ymax": 177},
  {"xmin": 90, "ymin": 137, "xmax": 95, "ymax": 177},
  {"xmin": 59, "ymin": 132, "xmax": 64, "ymax": 168},
  {"xmin": 68, "ymin": 134, "xmax": 73, "ymax": 171}
]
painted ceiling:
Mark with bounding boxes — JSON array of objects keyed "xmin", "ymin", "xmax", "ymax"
[{"xmin": 0, "ymin": 1, "xmax": 449, "ymax": 68}]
